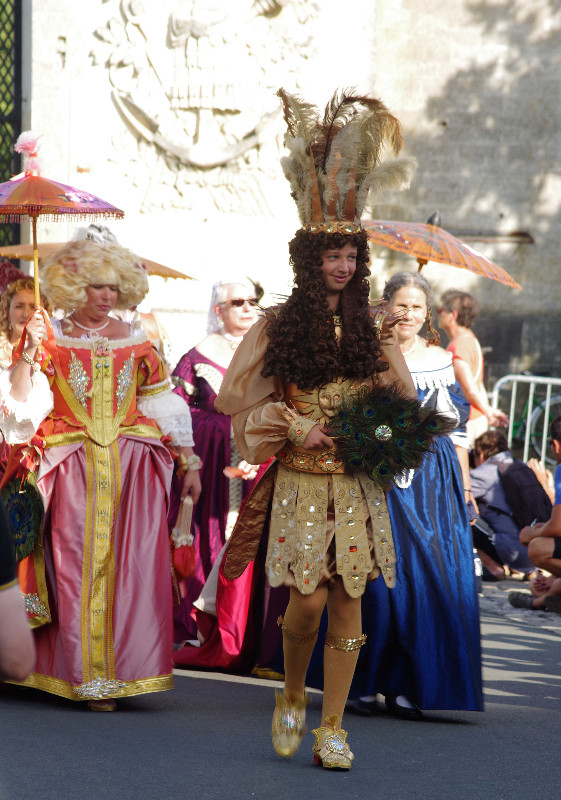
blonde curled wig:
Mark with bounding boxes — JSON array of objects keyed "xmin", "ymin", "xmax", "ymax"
[
  {"xmin": 0, "ymin": 277, "xmax": 51, "ymax": 342},
  {"xmin": 40, "ymin": 239, "xmax": 149, "ymax": 311}
]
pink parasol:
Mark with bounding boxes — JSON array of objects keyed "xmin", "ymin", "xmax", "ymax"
[
  {"xmin": 363, "ymin": 219, "xmax": 522, "ymax": 290},
  {"xmin": 0, "ymin": 133, "xmax": 124, "ymax": 305}
]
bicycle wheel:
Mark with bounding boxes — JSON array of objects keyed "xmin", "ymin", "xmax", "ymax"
[{"xmin": 529, "ymin": 395, "xmax": 561, "ymax": 464}]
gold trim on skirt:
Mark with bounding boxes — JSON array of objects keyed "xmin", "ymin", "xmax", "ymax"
[{"xmin": 9, "ymin": 672, "xmax": 174, "ymax": 700}]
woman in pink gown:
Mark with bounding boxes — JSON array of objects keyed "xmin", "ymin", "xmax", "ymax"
[{"xmin": 0, "ymin": 240, "xmax": 200, "ymax": 710}]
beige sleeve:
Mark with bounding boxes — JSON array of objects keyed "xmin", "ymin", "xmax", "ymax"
[{"xmin": 215, "ymin": 317, "xmax": 297, "ymax": 464}]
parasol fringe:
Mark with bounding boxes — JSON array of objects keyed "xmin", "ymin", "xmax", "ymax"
[{"xmin": 0, "ymin": 210, "xmax": 125, "ymax": 222}]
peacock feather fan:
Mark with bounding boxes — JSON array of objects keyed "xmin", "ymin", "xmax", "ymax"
[
  {"xmin": 0, "ymin": 477, "xmax": 43, "ymax": 561},
  {"xmin": 325, "ymin": 382, "xmax": 458, "ymax": 488}
]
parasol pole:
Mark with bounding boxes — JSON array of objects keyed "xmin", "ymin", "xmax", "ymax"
[
  {"xmin": 31, "ymin": 215, "xmax": 40, "ymax": 306},
  {"xmin": 417, "ymin": 257, "xmax": 428, "ymax": 273}
]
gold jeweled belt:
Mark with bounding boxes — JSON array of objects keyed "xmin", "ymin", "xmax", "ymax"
[{"xmin": 276, "ymin": 443, "xmax": 346, "ymax": 474}]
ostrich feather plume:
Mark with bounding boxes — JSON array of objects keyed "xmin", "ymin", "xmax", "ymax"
[
  {"xmin": 14, "ymin": 131, "xmax": 42, "ymax": 174},
  {"xmin": 277, "ymin": 88, "xmax": 416, "ymax": 226}
]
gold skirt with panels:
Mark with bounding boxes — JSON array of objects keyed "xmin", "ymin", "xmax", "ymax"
[{"xmin": 266, "ymin": 463, "xmax": 395, "ymax": 597}]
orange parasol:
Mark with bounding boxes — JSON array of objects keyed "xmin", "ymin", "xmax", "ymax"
[
  {"xmin": 363, "ymin": 219, "xmax": 522, "ymax": 290},
  {"xmin": 0, "ymin": 132, "xmax": 124, "ymax": 305},
  {"xmin": 0, "ymin": 242, "xmax": 194, "ymax": 281}
]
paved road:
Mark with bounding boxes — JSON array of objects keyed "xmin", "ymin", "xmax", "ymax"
[{"xmin": 1, "ymin": 590, "xmax": 560, "ymax": 800}]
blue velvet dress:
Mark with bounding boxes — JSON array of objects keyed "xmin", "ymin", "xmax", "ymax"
[{"xmin": 351, "ymin": 348, "xmax": 483, "ymax": 710}]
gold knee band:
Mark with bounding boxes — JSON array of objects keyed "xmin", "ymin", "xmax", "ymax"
[
  {"xmin": 277, "ymin": 615, "xmax": 319, "ymax": 644},
  {"xmin": 325, "ymin": 631, "xmax": 367, "ymax": 652}
]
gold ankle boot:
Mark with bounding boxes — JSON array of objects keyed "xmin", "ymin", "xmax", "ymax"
[
  {"xmin": 271, "ymin": 689, "xmax": 307, "ymax": 758},
  {"xmin": 312, "ymin": 715, "xmax": 354, "ymax": 769}
]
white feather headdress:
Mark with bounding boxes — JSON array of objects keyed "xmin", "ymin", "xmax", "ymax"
[{"xmin": 277, "ymin": 88, "xmax": 416, "ymax": 232}]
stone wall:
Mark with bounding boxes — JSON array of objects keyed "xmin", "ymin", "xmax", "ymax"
[{"xmin": 20, "ymin": 0, "xmax": 561, "ymax": 374}]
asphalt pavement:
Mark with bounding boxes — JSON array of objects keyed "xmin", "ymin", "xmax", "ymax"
[{"xmin": 1, "ymin": 579, "xmax": 560, "ymax": 800}]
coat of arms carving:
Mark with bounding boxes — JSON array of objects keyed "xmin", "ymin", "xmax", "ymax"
[{"xmin": 91, "ymin": 0, "xmax": 320, "ymax": 214}]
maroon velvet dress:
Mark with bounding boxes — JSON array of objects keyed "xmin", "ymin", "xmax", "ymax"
[{"xmin": 170, "ymin": 348, "xmax": 257, "ymax": 642}]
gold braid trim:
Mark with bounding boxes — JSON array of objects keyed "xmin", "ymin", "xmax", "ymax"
[
  {"xmin": 325, "ymin": 631, "xmax": 367, "ymax": 652},
  {"xmin": 8, "ymin": 672, "xmax": 173, "ymax": 700},
  {"xmin": 277, "ymin": 615, "xmax": 319, "ymax": 644}
]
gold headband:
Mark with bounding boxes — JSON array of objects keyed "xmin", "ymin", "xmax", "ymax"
[{"xmin": 302, "ymin": 222, "xmax": 364, "ymax": 235}]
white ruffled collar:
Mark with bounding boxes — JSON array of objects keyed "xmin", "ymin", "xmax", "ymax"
[{"xmin": 407, "ymin": 348, "xmax": 456, "ymax": 391}]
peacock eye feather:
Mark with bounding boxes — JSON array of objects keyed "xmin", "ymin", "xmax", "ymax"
[
  {"xmin": 0, "ymin": 479, "xmax": 43, "ymax": 561},
  {"xmin": 323, "ymin": 381, "xmax": 458, "ymax": 489}
]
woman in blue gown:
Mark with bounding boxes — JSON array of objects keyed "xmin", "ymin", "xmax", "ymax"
[{"xmin": 347, "ymin": 271, "xmax": 483, "ymax": 715}]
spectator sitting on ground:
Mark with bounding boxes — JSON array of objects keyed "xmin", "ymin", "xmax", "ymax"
[
  {"xmin": 470, "ymin": 430, "xmax": 543, "ymax": 579},
  {"xmin": 509, "ymin": 415, "xmax": 561, "ymax": 613}
]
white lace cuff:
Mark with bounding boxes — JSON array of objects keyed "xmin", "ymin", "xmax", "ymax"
[
  {"xmin": 137, "ymin": 388, "xmax": 194, "ymax": 447},
  {"xmin": 0, "ymin": 368, "xmax": 54, "ymax": 444}
]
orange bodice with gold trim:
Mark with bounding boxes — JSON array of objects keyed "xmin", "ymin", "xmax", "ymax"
[{"xmin": 38, "ymin": 332, "xmax": 167, "ymax": 447}]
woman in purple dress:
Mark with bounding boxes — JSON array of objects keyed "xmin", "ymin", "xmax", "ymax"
[{"xmin": 170, "ymin": 278, "xmax": 261, "ymax": 643}]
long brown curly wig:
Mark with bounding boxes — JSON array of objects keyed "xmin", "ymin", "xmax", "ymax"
[{"xmin": 262, "ymin": 229, "xmax": 389, "ymax": 390}]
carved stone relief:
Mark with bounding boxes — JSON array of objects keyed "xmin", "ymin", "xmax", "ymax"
[{"xmin": 91, "ymin": 0, "xmax": 320, "ymax": 215}]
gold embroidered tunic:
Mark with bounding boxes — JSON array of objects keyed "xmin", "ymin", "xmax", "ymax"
[{"xmin": 215, "ymin": 313, "xmax": 416, "ymax": 597}]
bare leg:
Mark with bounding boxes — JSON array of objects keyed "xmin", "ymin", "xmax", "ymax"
[
  {"xmin": 477, "ymin": 549, "xmax": 506, "ymax": 578},
  {"xmin": 508, "ymin": 539, "xmax": 560, "ymax": 609},
  {"xmin": 528, "ymin": 538, "xmax": 561, "ymax": 578}
]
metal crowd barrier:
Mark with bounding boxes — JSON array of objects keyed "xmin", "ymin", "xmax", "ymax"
[{"xmin": 490, "ymin": 374, "xmax": 561, "ymax": 464}]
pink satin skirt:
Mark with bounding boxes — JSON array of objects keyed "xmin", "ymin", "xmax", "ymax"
[{"xmin": 22, "ymin": 435, "xmax": 174, "ymax": 701}]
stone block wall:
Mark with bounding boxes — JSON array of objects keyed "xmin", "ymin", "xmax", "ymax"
[{"xmin": 19, "ymin": 0, "xmax": 561, "ymax": 371}]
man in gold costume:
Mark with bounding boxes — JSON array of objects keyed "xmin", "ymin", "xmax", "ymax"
[{"xmin": 215, "ymin": 89, "xmax": 416, "ymax": 769}]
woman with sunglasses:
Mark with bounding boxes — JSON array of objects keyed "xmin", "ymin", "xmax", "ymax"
[{"xmin": 169, "ymin": 278, "xmax": 262, "ymax": 646}]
